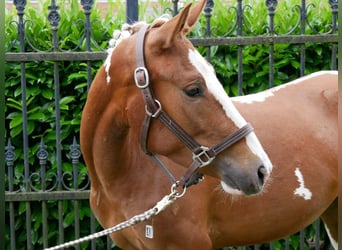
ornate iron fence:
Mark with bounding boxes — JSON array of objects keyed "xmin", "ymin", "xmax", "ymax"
[{"xmin": 4, "ymin": 0, "xmax": 338, "ymax": 249}]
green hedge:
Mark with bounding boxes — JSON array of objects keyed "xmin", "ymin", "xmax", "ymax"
[{"xmin": 5, "ymin": 0, "xmax": 336, "ymax": 249}]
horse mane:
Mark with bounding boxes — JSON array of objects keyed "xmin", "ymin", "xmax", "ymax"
[{"xmin": 104, "ymin": 15, "xmax": 171, "ymax": 84}]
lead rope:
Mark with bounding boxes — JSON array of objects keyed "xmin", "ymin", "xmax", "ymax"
[{"xmin": 45, "ymin": 183, "xmax": 186, "ymax": 250}]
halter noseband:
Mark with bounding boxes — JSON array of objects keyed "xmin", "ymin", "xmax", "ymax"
[{"xmin": 134, "ymin": 24, "xmax": 253, "ymax": 188}]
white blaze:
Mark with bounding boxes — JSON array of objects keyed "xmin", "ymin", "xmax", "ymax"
[
  {"xmin": 294, "ymin": 167, "xmax": 312, "ymax": 200},
  {"xmin": 188, "ymin": 49, "xmax": 272, "ymax": 174}
]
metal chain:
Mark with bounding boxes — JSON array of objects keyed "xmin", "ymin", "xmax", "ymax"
[{"xmin": 45, "ymin": 183, "xmax": 186, "ymax": 250}]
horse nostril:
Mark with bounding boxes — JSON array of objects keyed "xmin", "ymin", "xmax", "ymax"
[{"xmin": 257, "ymin": 165, "xmax": 267, "ymax": 186}]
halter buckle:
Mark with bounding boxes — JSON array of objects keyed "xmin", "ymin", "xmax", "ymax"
[
  {"xmin": 134, "ymin": 67, "xmax": 149, "ymax": 89},
  {"xmin": 192, "ymin": 146, "xmax": 214, "ymax": 167},
  {"xmin": 145, "ymin": 99, "xmax": 162, "ymax": 117}
]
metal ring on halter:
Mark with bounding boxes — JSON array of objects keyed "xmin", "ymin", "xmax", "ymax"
[
  {"xmin": 134, "ymin": 67, "xmax": 149, "ymax": 89},
  {"xmin": 171, "ymin": 182, "xmax": 187, "ymax": 198},
  {"xmin": 192, "ymin": 146, "xmax": 215, "ymax": 167},
  {"xmin": 145, "ymin": 99, "xmax": 162, "ymax": 117}
]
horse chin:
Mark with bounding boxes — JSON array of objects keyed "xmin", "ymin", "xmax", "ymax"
[
  {"xmin": 220, "ymin": 179, "xmax": 264, "ymax": 196},
  {"xmin": 220, "ymin": 181, "xmax": 244, "ymax": 196}
]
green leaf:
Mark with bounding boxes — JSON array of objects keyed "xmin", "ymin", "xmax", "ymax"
[
  {"xmin": 6, "ymin": 98, "xmax": 22, "ymax": 111},
  {"xmin": 60, "ymin": 96, "xmax": 75, "ymax": 105},
  {"xmin": 42, "ymin": 89, "xmax": 54, "ymax": 100},
  {"xmin": 63, "ymin": 212, "xmax": 75, "ymax": 228},
  {"xmin": 9, "ymin": 115, "xmax": 23, "ymax": 128},
  {"xmin": 28, "ymin": 112, "xmax": 47, "ymax": 121}
]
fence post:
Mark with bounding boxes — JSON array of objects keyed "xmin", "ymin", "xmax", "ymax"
[
  {"xmin": 126, "ymin": 0, "xmax": 138, "ymax": 24},
  {"xmin": 0, "ymin": 0, "xmax": 5, "ymax": 249}
]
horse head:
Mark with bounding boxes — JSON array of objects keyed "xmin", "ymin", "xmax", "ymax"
[{"xmin": 84, "ymin": 0, "xmax": 272, "ymax": 196}]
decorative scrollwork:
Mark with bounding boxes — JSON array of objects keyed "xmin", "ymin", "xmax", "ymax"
[
  {"xmin": 70, "ymin": 137, "xmax": 81, "ymax": 164},
  {"xmin": 29, "ymin": 171, "xmax": 58, "ymax": 192},
  {"xmin": 204, "ymin": 0, "xmax": 214, "ymax": 17},
  {"xmin": 37, "ymin": 138, "xmax": 48, "ymax": 165},
  {"xmin": 77, "ymin": 171, "xmax": 90, "ymax": 191},
  {"xmin": 5, "ymin": 136, "xmax": 91, "ymax": 192},
  {"xmin": 265, "ymin": 0, "xmax": 278, "ymax": 34},
  {"xmin": 5, "ymin": 139, "xmax": 16, "ymax": 167},
  {"xmin": 5, "ymin": 139, "xmax": 21, "ymax": 192},
  {"xmin": 60, "ymin": 171, "xmax": 90, "ymax": 191},
  {"xmin": 265, "ymin": 0, "xmax": 278, "ymax": 15},
  {"xmin": 81, "ymin": 0, "xmax": 94, "ymax": 15},
  {"xmin": 222, "ymin": 6, "xmax": 238, "ymax": 36},
  {"xmin": 329, "ymin": 0, "xmax": 338, "ymax": 34},
  {"xmin": 204, "ymin": 0, "xmax": 214, "ymax": 37},
  {"xmin": 48, "ymin": 1, "xmax": 60, "ymax": 31},
  {"xmin": 329, "ymin": 0, "xmax": 338, "ymax": 13},
  {"xmin": 13, "ymin": 0, "xmax": 27, "ymax": 15}
]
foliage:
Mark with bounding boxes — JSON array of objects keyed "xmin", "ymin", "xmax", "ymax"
[
  {"xmin": 193, "ymin": 0, "xmax": 336, "ymax": 96},
  {"xmin": 4, "ymin": 0, "xmax": 337, "ymax": 249}
]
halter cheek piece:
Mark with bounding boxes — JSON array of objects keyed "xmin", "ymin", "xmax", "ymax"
[{"xmin": 134, "ymin": 24, "xmax": 253, "ymax": 188}]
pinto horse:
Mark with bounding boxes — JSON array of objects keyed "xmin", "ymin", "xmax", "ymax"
[{"xmin": 80, "ymin": 0, "xmax": 338, "ymax": 249}]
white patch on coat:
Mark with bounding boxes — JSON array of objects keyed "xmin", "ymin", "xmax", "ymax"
[
  {"xmin": 104, "ymin": 24, "xmax": 133, "ymax": 84},
  {"xmin": 324, "ymin": 223, "xmax": 338, "ymax": 250},
  {"xmin": 103, "ymin": 16, "xmax": 171, "ymax": 84},
  {"xmin": 294, "ymin": 168, "xmax": 312, "ymax": 200},
  {"xmin": 232, "ymin": 71, "xmax": 338, "ymax": 104},
  {"xmin": 188, "ymin": 49, "xmax": 273, "ymax": 177}
]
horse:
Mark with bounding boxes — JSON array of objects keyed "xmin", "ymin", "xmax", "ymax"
[{"xmin": 80, "ymin": 0, "xmax": 338, "ymax": 249}]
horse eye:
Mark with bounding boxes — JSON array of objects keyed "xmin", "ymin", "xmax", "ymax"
[{"xmin": 184, "ymin": 86, "xmax": 203, "ymax": 97}]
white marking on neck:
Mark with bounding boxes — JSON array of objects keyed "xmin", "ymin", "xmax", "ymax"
[
  {"xmin": 188, "ymin": 49, "xmax": 272, "ymax": 174},
  {"xmin": 233, "ymin": 70, "xmax": 338, "ymax": 104},
  {"xmin": 294, "ymin": 168, "xmax": 312, "ymax": 200},
  {"xmin": 324, "ymin": 223, "xmax": 338, "ymax": 249},
  {"xmin": 104, "ymin": 24, "xmax": 134, "ymax": 84}
]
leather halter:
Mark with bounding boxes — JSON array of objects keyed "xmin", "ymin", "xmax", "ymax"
[{"xmin": 134, "ymin": 24, "xmax": 254, "ymax": 188}]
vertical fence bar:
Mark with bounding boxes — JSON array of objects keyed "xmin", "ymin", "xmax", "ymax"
[
  {"xmin": 126, "ymin": 0, "xmax": 138, "ymax": 24},
  {"xmin": 5, "ymin": 140, "xmax": 16, "ymax": 250},
  {"xmin": 90, "ymin": 213, "xmax": 97, "ymax": 249},
  {"xmin": 204, "ymin": 0, "xmax": 213, "ymax": 61},
  {"xmin": 285, "ymin": 238, "xmax": 290, "ymax": 250},
  {"xmin": 314, "ymin": 219, "xmax": 321, "ymax": 249},
  {"xmin": 70, "ymin": 137, "xmax": 82, "ymax": 250},
  {"xmin": 37, "ymin": 138, "xmax": 49, "ymax": 248},
  {"xmin": 237, "ymin": 0, "xmax": 243, "ymax": 95},
  {"xmin": 107, "ymin": 236, "xmax": 112, "ymax": 250},
  {"xmin": 0, "ymin": 1, "xmax": 4, "ymax": 246},
  {"xmin": 299, "ymin": 0, "xmax": 306, "ymax": 76},
  {"xmin": 266, "ymin": 0, "xmax": 277, "ymax": 89},
  {"xmin": 48, "ymin": 0, "xmax": 64, "ymax": 245},
  {"xmin": 81, "ymin": 2, "xmax": 96, "ymax": 248},
  {"xmin": 13, "ymin": 0, "xmax": 33, "ymax": 248},
  {"xmin": 172, "ymin": 0, "xmax": 179, "ymax": 16},
  {"xmin": 81, "ymin": 0, "xmax": 94, "ymax": 90},
  {"xmin": 329, "ymin": 0, "xmax": 338, "ymax": 70},
  {"xmin": 269, "ymin": 241, "xmax": 274, "ymax": 250}
]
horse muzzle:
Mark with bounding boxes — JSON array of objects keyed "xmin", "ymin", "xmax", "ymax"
[{"xmin": 217, "ymin": 158, "xmax": 269, "ymax": 196}]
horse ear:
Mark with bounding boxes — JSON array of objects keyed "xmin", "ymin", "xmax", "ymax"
[
  {"xmin": 148, "ymin": 0, "xmax": 206, "ymax": 49},
  {"xmin": 184, "ymin": 0, "xmax": 207, "ymax": 34}
]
